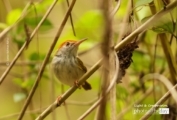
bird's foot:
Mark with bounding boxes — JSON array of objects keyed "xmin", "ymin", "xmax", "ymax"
[
  {"xmin": 56, "ymin": 96, "xmax": 65, "ymax": 106},
  {"xmin": 74, "ymin": 80, "xmax": 81, "ymax": 89}
]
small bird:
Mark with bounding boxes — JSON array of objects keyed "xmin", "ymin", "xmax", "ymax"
[{"xmin": 51, "ymin": 39, "xmax": 92, "ymax": 90}]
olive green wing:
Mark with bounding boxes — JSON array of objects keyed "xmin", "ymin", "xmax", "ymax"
[
  {"xmin": 76, "ymin": 57, "xmax": 87, "ymax": 73},
  {"xmin": 76, "ymin": 57, "xmax": 91, "ymax": 90}
]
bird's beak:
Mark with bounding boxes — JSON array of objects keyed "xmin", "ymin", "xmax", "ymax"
[{"xmin": 74, "ymin": 38, "xmax": 87, "ymax": 46}]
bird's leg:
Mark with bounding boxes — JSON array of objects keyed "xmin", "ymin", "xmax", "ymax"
[{"xmin": 74, "ymin": 80, "xmax": 81, "ymax": 89}]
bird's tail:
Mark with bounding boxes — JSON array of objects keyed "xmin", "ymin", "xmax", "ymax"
[{"xmin": 82, "ymin": 81, "xmax": 92, "ymax": 90}]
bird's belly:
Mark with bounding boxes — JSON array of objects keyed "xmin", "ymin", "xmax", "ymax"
[{"xmin": 52, "ymin": 58, "xmax": 83, "ymax": 86}]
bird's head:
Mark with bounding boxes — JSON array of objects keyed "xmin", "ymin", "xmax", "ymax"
[{"xmin": 56, "ymin": 38, "xmax": 87, "ymax": 56}]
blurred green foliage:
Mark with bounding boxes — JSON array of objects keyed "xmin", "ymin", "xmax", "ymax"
[{"xmin": 0, "ymin": 0, "xmax": 176, "ymax": 120}]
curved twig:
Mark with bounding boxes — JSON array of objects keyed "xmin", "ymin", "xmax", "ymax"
[
  {"xmin": 143, "ymin": 73, "xmax": 177, "ymax": 103},
  {"xmin": 140, "ymin": 73, "xmax": 177, "ymax": 120},
  {"xmin": 115, "ymin": 0, "xmax": 177, "ymax": 51},
  {"xmin": 117, "ymin": 87, "xmax": 153, "ymax": 119},
  {"xmin": 110, "ymin": 0, "xmax": 121, "ymax": 18},
  {"xmin": 78, "ymin": 50, "xmax": 119, "ymax": 120},
  {"xmin": 35, "ymin": 1, "xmax": 177, "ymax": 119}
]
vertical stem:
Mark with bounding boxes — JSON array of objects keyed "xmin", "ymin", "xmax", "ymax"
[{"xmin": 97, "ymin": 0, "xmax": 112, "ymax": 120}]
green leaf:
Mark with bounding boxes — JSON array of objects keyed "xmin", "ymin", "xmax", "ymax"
[
  {"xmin": 13, "ymin": 93, "xmax": 26, "ymax": 102},
  {"xmin": 141, "ymin": 16, "xmax": 175, "ymax": 33},
  {"xmin": 29, "ymin": 52, "xmax": 45, "ymax": 69},
  {"xmin": 13, "ymin": 78, "xmax": 23, "ymax": 87},
  {"xmin": 13, "ymin": 78, "xmax": 35, "ymax": 89},
  {"xmin": 29, "ymin": 52, "xmax": 45, "ymax": 60},
  {"xmin": 6, "ymin": 9, "xmax": 22, "ymax": 25},
  {"xmin": 21, "ymin": 79, "xmax": 35, "ymax": 89},
  {"xmin": 73, "ymin": 10, "xmax": 103, "ymax": 39},
  {"xmin": 116, "ymin": 86, "xmax": 129, "ymax": 100},
  {"xmin": 13, "ymin": 38, "xmax": 25, "ymax": 48},
  {"xmin": 24, "ymin": 16, "xmax": 53, "ymax": 31},
  {"xmin": 135, "ymin": 0, "xmax": 153, "ymax": 8},
  {"xmin": 131, "ymin": 51, "xmax": 150, "ymax": 72},
  {"xmin": 0, "ymin": 23, "xmax": 8, "ymax": 29},
  {"xmin": 77, "ymin": 10, "xmax": 103, "ymax": 29},
  {"xmin": 29, "ymin": 52, "xmax": 40, "ymax": 61},
  {"xmin": 141, "ymin": 15, "xmax": 152, "ymax": 23},
  {"xmin": 152, "ymin": 22, "xmax": 174, "ymax": 33},
  {"xmin": 34, "ymin": 0, "xmax": 63, "ymax": 12}
]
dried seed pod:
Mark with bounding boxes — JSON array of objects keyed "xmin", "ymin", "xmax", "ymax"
[{"xmin": 117, "ymin": 41, "xmax": 138, "ymax": 83}]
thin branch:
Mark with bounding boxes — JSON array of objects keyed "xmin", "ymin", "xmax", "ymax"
[
  {"xmin": 117, "ymin": 87, "xmax": 153, "ymax": 119},
  {"xmin": 61, "ymin": 81, "xmax": 71, "ymax": 120},
  {"xmin": 0, "ymin": 61, "xmax": 42, "ymax": 66},
  {"xmin": 115, "ymin": 0, "xmax": 177, "ymax": 51},
  {"xmin": 0, "ymin": 107, "xmax": 47, "ymax": 120},
  {"xmin": 110, "ymin": 60, "xmax": 117, "ymax": 120},
  {"xmin": 77, "ymin": 50, "xmax": 119, "ymax": 120},
  {"xmin": 0, "ymin": 2, "xmax": 31, "ymax": 40},
  {"xmin": 140, "ymin": 74, "xmax": 177, "ymax": 120},
  {"xmin": 110, "ymin": 0, "xmax": 121, "ymax": 18},
  {"xmin": 2, "ymin": 0, "xmax": 11, "ymax": 13},
  {"xmin": 17, "ymin": 0, "xmax": 77, "ymax": 119},
  {"xmin": 110, "ymin": 1, "xmax": 120, "ymax": 120},
  {"xmin": 0, "ymin": 1, "xmax": 57, "ymax": 85},
  {"xmin": 66, "ymin": 98, "xmax": 98, "ymax": 106},
  {"xmin": 109, "ymin": 49, "xmax": 117, "ymax": 120},
  {"xmin": 97, "ymin": 0, "xmax": 112, "ymax": 119},
  {"xmin": 10, "ymin": 0, "xmax": 58, "ymax": 119},
  {"xmin": 116, "ymin": 0, "xmax": 132, "ymax": 43},
  {"xmin": 66, "ymin": 0, "xmax": 76, "ymax": 36},
  {"xmin": 142, "ymin": 73, "xmax": 177, "ymax": 104},
  {"xmin": 149, "ymin": 0, "xmax": 177, "ymax": 84},
  {"xmin": 35, "ymin": 59, "xmax": 102, "ymax": 120},
  {"xmin": 159, "ymin": 34, "xmax": 177, "ymax": 84},
  {"xmin": 35, "ymin": 1, "xmax": 177, "ymax": 119},
  {"xmin": 63, "ymin": 104, "xmax": 71, "ymax": 120}
]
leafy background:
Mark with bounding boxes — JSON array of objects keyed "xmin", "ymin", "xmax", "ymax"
[{"xmin": 0, "ymin": 0, "xmax": 176, "ymax": 120}]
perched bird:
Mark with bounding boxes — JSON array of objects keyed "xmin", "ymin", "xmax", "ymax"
[{"xmin": 51, "ymin": 39, "xmax": 91, "ymax": 90}]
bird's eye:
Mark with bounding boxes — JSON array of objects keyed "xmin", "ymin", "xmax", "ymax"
[{"xmin": 65, "ymin": 42, "xmax": 70, "ymax": 46}]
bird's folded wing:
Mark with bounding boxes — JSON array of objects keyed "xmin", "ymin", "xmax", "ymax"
[{"xmin": 76, "ymin": 57, "xmax": 87, "ymax": 73}]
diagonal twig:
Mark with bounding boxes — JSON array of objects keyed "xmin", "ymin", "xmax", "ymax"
[
  {"xmin": 66, "ymin": 0, "xmax": 76, "ymax": 36},
  {"xmin": 115, "ymin": 0, "xmax": 177, "ymax": 51},
  {"xmin": 17, "ymin": 0, "xmax": 77, "ymax": 119},
  {"xmin": 142, "ymin": 73, "xmax": 177, "ymax": 104},
  {"xmin": 78, "ymin": 50, "xmax": 119, "ymax": 120},
  {"xmin": 35, "ymin": 1, "xmax": 177, "ymax": 119},
  {"xmin": 0, "ymin": 1, "xmax": 57, "ymax": 85},
  {"xmin": 117, "ymin": 87, "xmax": 153, "ymax": 119},
  {"xmin": 35, "ymin": 59, "xmax": 101, "ymax": 120},
  {"xmin": 0, "ymin": 2, "xmax": 31, "ymax": 41},
  {"xmin": 140, "ymin": 73, "xmax": 177, "ymax": 120}
]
